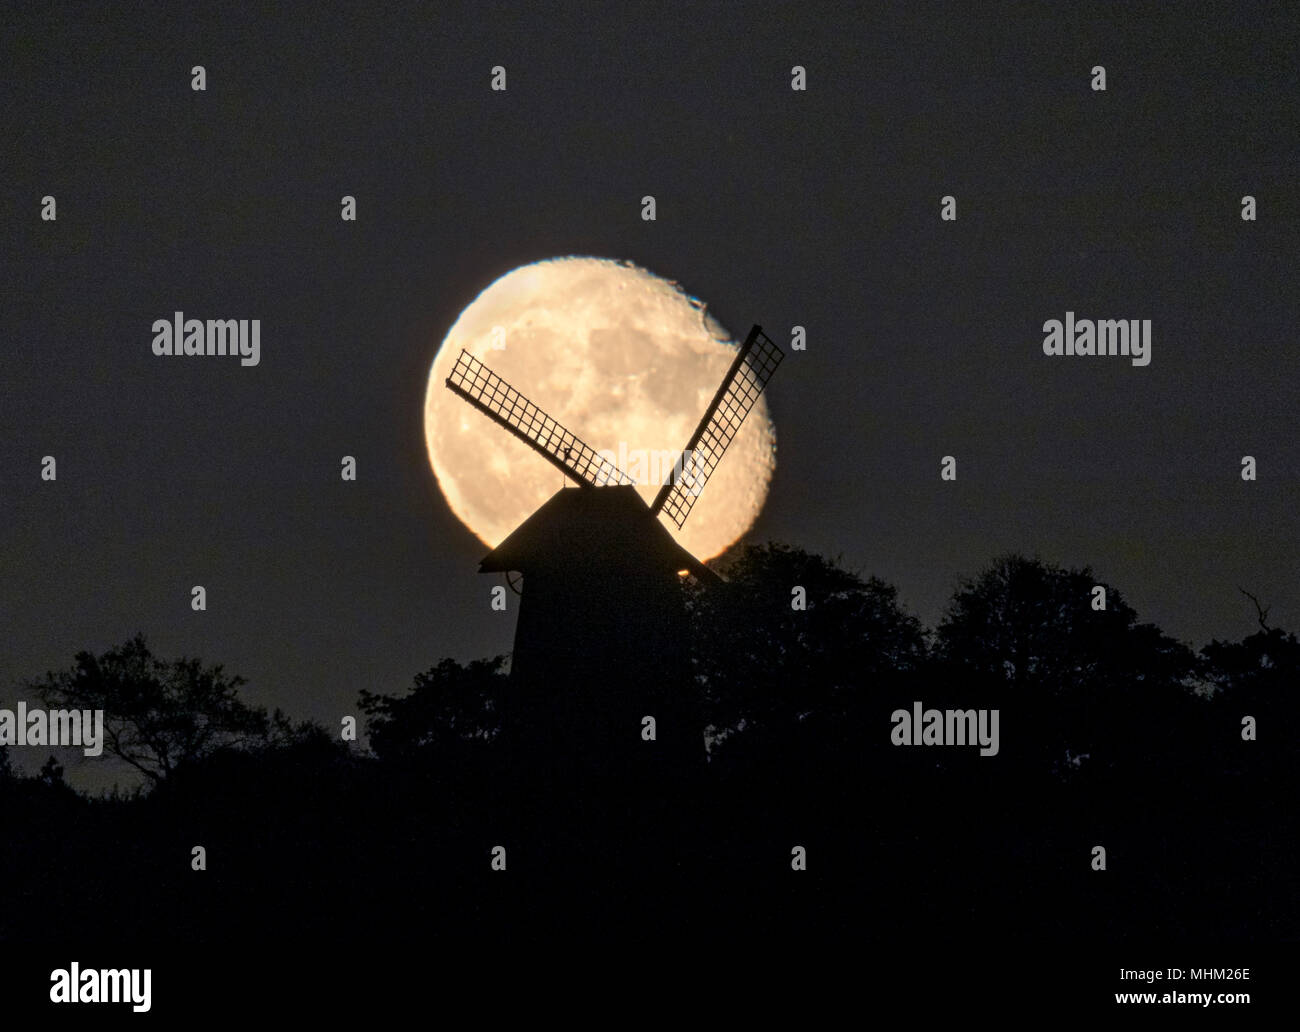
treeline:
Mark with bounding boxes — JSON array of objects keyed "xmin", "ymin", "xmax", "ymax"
[{"xmin": 2, "ymin": 547, "xmax": 1294, "ymax": 946}]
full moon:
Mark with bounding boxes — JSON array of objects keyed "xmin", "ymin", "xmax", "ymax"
[{"xmin": 423, "ymin": 256, "xmax": 777, "ymax": 560}]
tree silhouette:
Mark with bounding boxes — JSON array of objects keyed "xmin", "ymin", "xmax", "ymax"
[
  {"xmin": 39, "ymin": 754, "xmax": 72, "ymax": 791},
  {"xmin": 1202, "ymin": 622, "xmax": 1300, "ymax": 775},
  {"xmin": 686, "ymin": 542, "xmax": 927, "ymax": 758},
  {"xmin": 1202, "ymin": 626, "xmax": 1300, "ymax": 705},
  {"xmin": 934, "ymin": 554, "xmax": 1198, "ymax": 779},
  {"xmin": 358, "ymin": 655, "xmax": 509, "ymax": 763},
  {"xmin": 31, "ymin": 633, "xmax": 271, "ymax": 784}
]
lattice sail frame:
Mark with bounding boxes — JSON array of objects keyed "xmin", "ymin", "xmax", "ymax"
[
  {"xmin": 445, "ymin": 350, "xmax": 632, "ymax": 488},
  {"xmin": 650, "ymin": 325, "xmax": 785, "ymax": 528}
]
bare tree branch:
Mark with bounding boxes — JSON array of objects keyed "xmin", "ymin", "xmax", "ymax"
[{"xmin": 1238, "ymin": 587, "xmax": 1271, "ymax": 632}]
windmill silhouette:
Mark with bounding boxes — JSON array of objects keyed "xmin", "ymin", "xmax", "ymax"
[{"xmin": 444, "ymin": 325, "xmax": 784, "ymax": 794}]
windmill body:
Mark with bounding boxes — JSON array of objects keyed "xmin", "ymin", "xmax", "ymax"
[
  {"xmin": 443, "ymin": 325, "xmax": 784, "ymax": 792},
  {"xmin": 481, "ymin": 484, "xmax": 703, "ymax": 779}
]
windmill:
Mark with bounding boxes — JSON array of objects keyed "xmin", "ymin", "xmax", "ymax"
[{"xmin": 444, "ymin": 325, "xmax": 784, "ymax": 787}]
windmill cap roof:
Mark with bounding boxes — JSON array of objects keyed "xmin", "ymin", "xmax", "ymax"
[{"xmin": 479, "ymin": 484, "xmax": 717, "ymax": 581}]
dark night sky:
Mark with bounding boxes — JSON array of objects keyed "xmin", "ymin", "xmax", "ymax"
[{"xmin": 3, "ymin": 2, "xmax": 1297, "ymax": 784}]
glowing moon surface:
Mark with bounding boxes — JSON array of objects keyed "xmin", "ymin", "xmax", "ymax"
[{"xmin": 423, "ymin": 256, "xmax": 777, "ymax": 560}]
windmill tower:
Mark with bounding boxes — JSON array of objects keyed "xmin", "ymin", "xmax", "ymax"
[{"xmin": 444, "ymin": 325, "xmax": 784, "ymax": 794}]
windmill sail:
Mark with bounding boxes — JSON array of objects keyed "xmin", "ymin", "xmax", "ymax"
[
  {"xmin": 650, "ymin": 325, "xmax": 784, "ymax": 528},
  {"xmin": 445, "ymin": 349, "xmax": 631, "ymax": 488}
]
